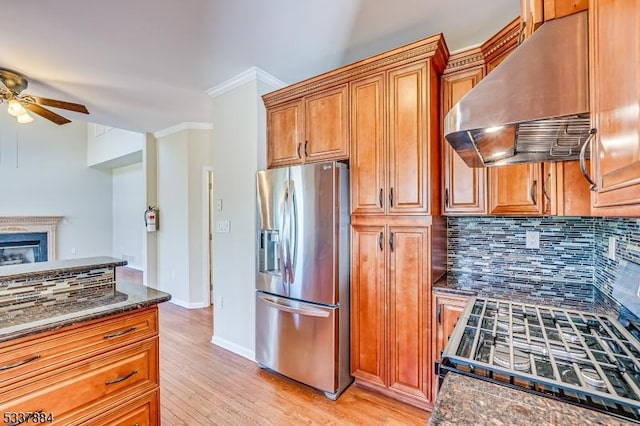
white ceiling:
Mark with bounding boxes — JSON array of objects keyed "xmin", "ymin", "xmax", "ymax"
[{"xmin": 0, "ymin": 0, "xmax": 519, "ymax": 133}]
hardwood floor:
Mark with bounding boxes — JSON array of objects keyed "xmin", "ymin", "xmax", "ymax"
[{"xmin": 159, "ymin": 302, "xmax": 430, "ymax": 425}]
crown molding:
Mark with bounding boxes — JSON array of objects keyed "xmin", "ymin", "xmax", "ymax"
[
  {"xmin": 206, "ymin": 67, "xmax": 286, "ymax": 98},
  {"xmin": 153, "ymin": 122, "xmax": 214, "ymax": 139}
]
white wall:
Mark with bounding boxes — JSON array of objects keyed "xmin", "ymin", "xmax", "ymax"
[
  {"xmin": 0, "ymin": 115, "xmax": 112, "ymax": 259},
  {"xmin": 210, "ymin": 74, "xmax": 282, "ymax": 359},
  {"xmin": 155, "ymin": 128, "xmax": 212, "ymax": 307},
  {"xmin": 87, "ymin": 123, "xmax": 144, "ymax": 168},
  {"xmin": 112, "ymin": 162, "xmax": 144, "ymax": 269}
]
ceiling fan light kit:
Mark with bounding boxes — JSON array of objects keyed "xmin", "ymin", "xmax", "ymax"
[{"xmin": 0, "ymin": 68, "xmax": 89, "ymax": 125}]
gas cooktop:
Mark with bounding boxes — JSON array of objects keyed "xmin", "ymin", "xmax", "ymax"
[{"xmin": 439, "ymin": 297, "xmax": 640, "ymax": 422}]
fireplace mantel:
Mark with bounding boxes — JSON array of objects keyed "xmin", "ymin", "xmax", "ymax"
[{"xmin": 0, "ymin": 216, "xmax": 63, "ymax": 261}]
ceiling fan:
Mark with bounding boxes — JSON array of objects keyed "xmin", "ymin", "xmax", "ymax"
[{"xmin": 0, "ymin": 68, "xmax": 89, "ymax": 125}]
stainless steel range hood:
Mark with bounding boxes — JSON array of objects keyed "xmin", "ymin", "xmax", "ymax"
[{"xmin": 444, "ymin": 11, "xmax": 592, "ymax": 168}]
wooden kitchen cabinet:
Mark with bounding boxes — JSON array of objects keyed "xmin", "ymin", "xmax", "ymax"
[
  {"xmin": 351, "ymin": 220, "xmax": 438, "ymax": 409},
  {"xmin": 589, "ymin": 0, "xmax": 640, "ymax": 216},
  {"xmin": 0, "ymin": 307, "xmax": 161, "ymax": 425},
  {"xmin": 489, "ymin": 163, "xmax": 545, "ymax": 215},
  {"xmin": 351, "ymin": 74, "xmax": 386, "ymax": 215},
  {"xmin": 431, "ymin": 293, "xmax": 468, "ymax": 400},
  {"xmin": 442, "ymin": 64, "xmax": 487, "ymax": 215},
  {"xmin": 351, "ymin": 60, "xmax": 439, "ymax": 216},
  {"xmin": 432, "ymin": 294, "xmax": 469, "ymax": 364},
  {"xmin": 265, "ymin": 85, "xmax": 348, "ymax": 168},
  {"xmin": 267, "ymin": 99, "xmax": 304, "ymax": 168}
]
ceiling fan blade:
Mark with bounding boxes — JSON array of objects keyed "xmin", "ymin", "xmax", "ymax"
[
  {"xmin": 30, "ymin": 96, "xmax": 89, "ymax": 114},
  {"xmin": 24, "ymin": 103, "xmax": 71, "ymax": 125}
]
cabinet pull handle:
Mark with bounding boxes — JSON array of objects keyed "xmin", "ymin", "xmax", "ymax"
[
  {"xmin": 389, "ymin": 232, "xmax": 394, "ymax": 252},
  {"xmin": 378, "ymin": 232, "xmax": 383, "ymax": 251},
  {"xmin": 543, "ymin": 172, "xmax": 551, "ymax": 203},
  {"xmin": 105, "ymin": 369, "xmax": 138, "ymax": 385},
  {"xmin": 444, "ymin": 188, "xmax": 449, "ymax": 207},
  {"xmin": 437, "ymin": 304, "xmax": 442, "ymax": 324},
  {"xmin": 579, "ymin": 128, "xmax": 598, "ymax": 191},
  {"xmin": 104, "ymin": 326, "xmax": 137, "ymax": 339},
  {"xmin": 297, "ymin": 143, "xmax": 302, "ymax": 159},
  {"xmin": 518, "ymin": 21, "xmax": 526, "ymax": 45},
  {"xmin": 378, "ymin": 189, "xmax": 383, "ymax": 208},
  {"xmin": 389, "ymin": 188, "xmax": 394, "ymax": 208},
  {"xmin": 304, "ymin": 140, "xmax": 309, "ymax": 157},
  {"xmin": 0, "ymin": 354, "xmax": 40, "ymax": 371},
  {"xmin": 530, "ymin": 180, "xmax": 537, "ymax": 205}
]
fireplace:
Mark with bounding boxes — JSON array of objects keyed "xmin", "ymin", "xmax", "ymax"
[
  {"xmin": 0, "ymin": 232, "xmax": 48, "ymax": 265},
  {"xmin": 0, "ymin": 216, "xmax": 62, "ymax": 265}
]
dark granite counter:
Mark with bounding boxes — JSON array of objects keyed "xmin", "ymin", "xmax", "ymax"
[
  {"xmin": 0, "ymin": 256, "xmax": 127, "ymax": 281},
  {"xmin": 433, "ymin": 272, "xmax": 618, "ymax": 314},
  {"xmin": 0, "ymin": 281, "xmax": 170, "ymax": 343},
  {"xmin": 429, "ymin": 373, "xmax": 631, "ymax": 425}
]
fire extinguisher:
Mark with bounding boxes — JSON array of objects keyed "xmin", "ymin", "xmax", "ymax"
[{"xmin": 144, "ymin": 206, "xmax": 159, "ymax": 232}]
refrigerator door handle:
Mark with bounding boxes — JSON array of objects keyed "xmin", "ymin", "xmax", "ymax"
[
  {"xmin": 258, "ymin": 294, "xmax": 331, "ymax": 318},
  {"xmin": 278, "ymin": 181, "xmax": 289, "ymax": 284},
  {"xmin": 288, "ymin": 179, "xmax": 297, "ymax": 284}
]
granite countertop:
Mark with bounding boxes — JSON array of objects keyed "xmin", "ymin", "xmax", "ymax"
[
  {"xmin": 0, "ymin": 281, "xmax": 171, "ymax": 342},
  {"xmin": 432, "ymin": 272, "xmax": 618, "ymax": 314},
  {"xmin": 429, "ymin": 373, "xmax": 632, "ymax": 425},
  {"xmin": 0, "ymin": 256, "xmax": 127, "ymax": 280}
]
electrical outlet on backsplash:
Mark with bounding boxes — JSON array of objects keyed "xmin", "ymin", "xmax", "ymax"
[{"xmin": 447, "ymin": 216, "xmax": 640, "ymax": 310}]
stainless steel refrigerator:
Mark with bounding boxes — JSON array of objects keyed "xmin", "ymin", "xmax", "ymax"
[{"xmin": 255, "ymin": 161, "xmax": 352, "ymax": 399}]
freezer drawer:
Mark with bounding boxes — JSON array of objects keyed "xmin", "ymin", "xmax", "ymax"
[{"xmin": 255, "ymin": 292, "xmax": 337, "ymax": 393}]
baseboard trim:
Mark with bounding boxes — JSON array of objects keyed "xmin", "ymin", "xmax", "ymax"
[
  {"xmin": 169, "ymin": 299, "xmax": 210, "ymax": 309},
  {"xmin": 211, "ymin": 335, "xmax": 255, "ymax": 361}
]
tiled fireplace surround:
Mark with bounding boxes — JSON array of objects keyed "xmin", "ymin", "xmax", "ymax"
[{"xmin": 448, "ymin": 217, "xmax": 640, "ymax": 309}]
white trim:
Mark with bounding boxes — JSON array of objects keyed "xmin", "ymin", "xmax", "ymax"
[
  {"xmin": 153, "ymin": 122, "xmax": 214, "ymax": 139},
  {"xmin": 206, "ymin": 67, "xmax": 286, "ymax": 98},
  {"xmin": 169, "ymin": 298, "xmax": 209, "ymax": 309},
  {"xmin": 211, "ymin": 335, "xmax": 256, "ymax": 361},
  {"xmin": 202, "ymin": 166, "xmax": 214, "ymax": 307}
]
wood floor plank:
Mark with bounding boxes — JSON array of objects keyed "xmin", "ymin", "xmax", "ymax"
[{"xmin": 159, "ymin": 301, "xmax": 430, "ymax": 425}]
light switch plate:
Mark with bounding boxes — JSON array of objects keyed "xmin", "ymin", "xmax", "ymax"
[
  {"xmin": 608, "ymin": 236, "xmax": 617, "ymax": 261},
  {"xmin": 215, "ymin": 220, "xmax": 230, "ymax": 233}
]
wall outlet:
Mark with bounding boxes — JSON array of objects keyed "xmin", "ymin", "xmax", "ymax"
[
  {"xmin": 215, "ymin": 295, "xmax": 223, "ymax": 310},
  {"xmin": 215, "ymin": 220, "xmax": 230, "ymax": 233},
  {"xmin": 71, "ymin": 247, "xmax": 76, "ymax": 255},
  {"xmin": 608, "ymin": 236, "xmax": 617, "ymax": 261},
  {"xmin": 216, "ymin": 198, "xmax": 223, "ymax": 212},
  {"xmin": 525, "ymin": 231, "xmax": 540, "ymax": 249}
]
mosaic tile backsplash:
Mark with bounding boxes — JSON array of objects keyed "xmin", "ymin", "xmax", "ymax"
[
  {"xmin": 0, "ymin": 267, "xmax": 116, "ymax": 314},
  {"xmin": 447, "ymin": 216, "xmax": 640, "ymax": 312},
  {"xmin": 447, "ymin": 217, "xmax": 595, "ymax": 283}
]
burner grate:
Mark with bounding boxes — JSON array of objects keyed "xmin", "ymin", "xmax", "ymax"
[{"xmin": 442, "ymin": 297, "xmax": 640, "ymax": 421}]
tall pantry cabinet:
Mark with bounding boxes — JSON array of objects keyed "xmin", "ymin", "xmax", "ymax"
[{"xmin": 349, "ymin": 36, "xmax": 448, "ymax": 409}]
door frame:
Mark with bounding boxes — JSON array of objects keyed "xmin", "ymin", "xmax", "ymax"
[{"xmin": 202, "ymin": 166, "xmax": 214, "ymax": 306}]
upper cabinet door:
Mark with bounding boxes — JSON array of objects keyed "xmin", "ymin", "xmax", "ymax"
[
  {"xmin": 267, "ymin": 99, "xmax": 304, "ymax": 168},
  {"xmin": 590, "ymin": 0, "xmax": 640, "ymax": 214},
  {"xmin": 304, "ymin": 84, "xmax": 349, "ymax": 163},
  {"xmin": 442, "ymin": 66, "xmax": 487, "ymax": 215},
  {"xmin": 351, "ymin": 74, "xmax": 386, "ymax": 215},
  {"xmin": 388, "ymin": 62, "xmax": 429, "ymax": 215},
  {"xmin": 488, "ymin": 163, "xmax": 544, "ymax": 215}
]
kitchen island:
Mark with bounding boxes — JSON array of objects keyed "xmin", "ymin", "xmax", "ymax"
[
  {"xmin": 0, "ymin": 257, "xmax": 170, "ymax": 425},
  {"xmin": 430, "ymin": 373, "xmax": 629, "ymax": 425}
]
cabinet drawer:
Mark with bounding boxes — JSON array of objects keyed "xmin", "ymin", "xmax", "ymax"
[
  {"xmin": 0, "ymin": 307, "xmax": 158, "ymax": 390},
  {"xmin": 72, "ymin": 389, "xmax": 159, "ymax": 426},
  {"xmin": 0, "ymin": 338, "xmax": 158, "ymax": 422}
]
